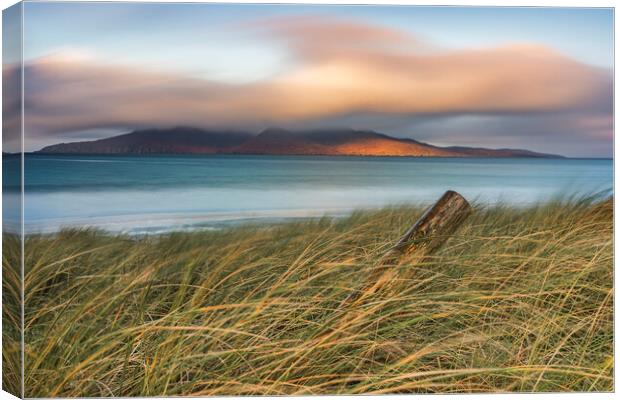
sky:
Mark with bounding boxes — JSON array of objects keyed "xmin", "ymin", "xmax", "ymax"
[{"xmin": 3, "ymin": 2, "xmax": 614, "ymax": 156}]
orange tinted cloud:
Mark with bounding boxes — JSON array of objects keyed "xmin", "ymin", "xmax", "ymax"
[
  {"xmin": 260, "ymin": 18, "xmax": 609, "ymax": 116},
  {"xmin": 15, "ymin": 17, "xmax": 611, "ymax": 149}
]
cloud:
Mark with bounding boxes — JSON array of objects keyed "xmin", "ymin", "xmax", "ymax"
[
  {"xmin": 11, "ymin": 17, "xmax": 612, "ymax": 154},
  {"xmin": 392, "ymin": 112, "xmax": 613, "ymax": 158},
  {"xmin": 2, "ymin": 63, "xmax": 22, "ymax": 153},
  {"xmin": 256, "ymin": 17, "xmax": 611, "ymax": 116}
]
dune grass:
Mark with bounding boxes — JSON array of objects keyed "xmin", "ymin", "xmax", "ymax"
[{"xmin": 3, "ymin": 197, "xmax": 613, "ymax": 396}]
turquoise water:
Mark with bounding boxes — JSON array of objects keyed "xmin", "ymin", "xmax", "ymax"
[{"xmin": 4, "ymin": 155, "xmax": 612, "ymax": 234}]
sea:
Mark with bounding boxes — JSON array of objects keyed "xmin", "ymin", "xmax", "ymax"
[{"xmin": 3, "ymin": 155, "xmax": 613, "ymax": 234}]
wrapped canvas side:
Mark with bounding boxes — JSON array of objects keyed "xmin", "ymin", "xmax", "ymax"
[{"xmin": 2, "ymin": 2, "xmax": 23, "ymax": 398}]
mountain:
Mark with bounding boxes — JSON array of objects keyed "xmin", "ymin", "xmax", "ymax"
[
  {"xmin": 38, "ymin": 127, "xmax": 252, "ymax": 154},
  {"xmin": 233, "ymin": 128, "xmax": 460, "ymax": 157},
  {"xmin": 37, "ymin": 126, "xmax": 562, "ymax": 158}
]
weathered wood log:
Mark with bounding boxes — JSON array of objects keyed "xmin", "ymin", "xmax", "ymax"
[
  {"xmin": 344, "ymin": 190, "xmax": 472, "ymax": 307},
  {"xmin": 382, "ymin": 190, "xmax": 472, "ymax": 265}
]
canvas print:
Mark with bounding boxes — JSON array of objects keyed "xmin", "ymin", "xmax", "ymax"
[{"xmin": 2, "ymin": 2, "xmax": 613, "ymax": 397}]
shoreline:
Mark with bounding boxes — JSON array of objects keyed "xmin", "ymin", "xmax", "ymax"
[
  {"xmin": 7, "ymin": 195, "xmax": 613, "ymax": 236},
  {"xmin": 12, "ymin": 152, "xmax": 613, "ymax": 160}
]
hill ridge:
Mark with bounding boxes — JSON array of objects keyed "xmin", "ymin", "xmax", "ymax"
[{"xmin": 37, "ymin": 127, "xmax": 563, "ymax": 158}]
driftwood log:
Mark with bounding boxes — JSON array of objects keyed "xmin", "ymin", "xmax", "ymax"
[
  {"xmin": 382, "ymin": 190, "xmax": 472, "ymax": 264},
  {"xmin": 345, "ymin": 190, "xmax": 472, "ymax": 306}
]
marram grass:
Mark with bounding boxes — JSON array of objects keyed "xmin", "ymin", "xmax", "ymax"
[{"xmin": 4, "ymin": 198, "xmax": 613, "ymax": 396}]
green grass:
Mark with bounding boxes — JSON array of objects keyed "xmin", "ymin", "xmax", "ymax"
[{"xmin": 4, "ymin": 197, "xmax": 613, "ymax": 396}]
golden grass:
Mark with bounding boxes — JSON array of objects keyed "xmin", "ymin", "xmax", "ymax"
[{"xmin": 3, "ymin": 197, "xmax": 613, "ymax": 396}]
